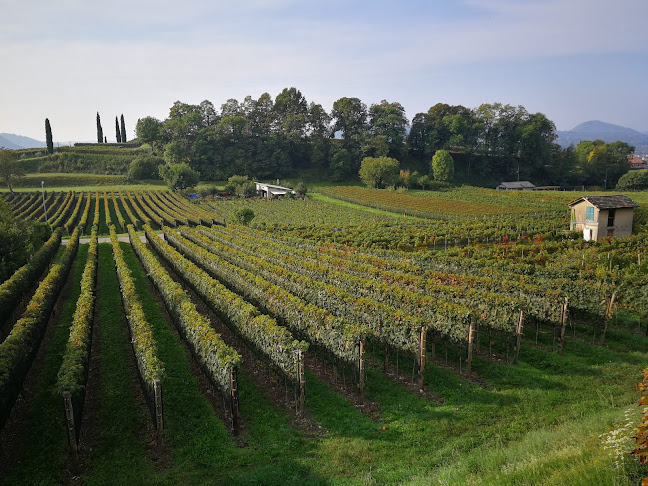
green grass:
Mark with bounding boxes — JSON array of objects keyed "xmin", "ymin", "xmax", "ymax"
[
  {"xmin": 84, "ymin": 244, "xmax": 157, "ymax": 485},
  {"xmin": 310, "ymin": 192, "xmax": 427, "ymax": 221},
  {"xmin": 0, "ymin": 244, "xmax": 88, "ymax": 485}
]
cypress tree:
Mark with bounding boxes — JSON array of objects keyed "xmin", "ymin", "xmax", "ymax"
[
  {"xmin": 104, "ymin": 136, "xmax": 107, "ymax": 144},
  {"xmin": 115, "ymin": 117, "xmax": 122, "ymax": 143},
  {"xmin": 96, "ymin": 112, "xmax": 103, "ymax": 143},
  {"xmin": 45, "ymin": 118, "xmax": 53, "ymax": 154},
  {"xmin": 120, "ymin": 114, "xmax": 127, "ymax": 143}
]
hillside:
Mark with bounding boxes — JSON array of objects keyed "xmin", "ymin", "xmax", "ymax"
[
  {"xmin": 557, "ymin": 121, "xmax": 648, "ymax": 154},
  {"xmin": 0, "ymin": 133, "xmax": 46, "ymax": 150}
]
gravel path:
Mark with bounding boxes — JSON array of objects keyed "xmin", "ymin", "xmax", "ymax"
[{"xmin": 62, "ymin": 232, "xmax": 166, "ymax": 245}]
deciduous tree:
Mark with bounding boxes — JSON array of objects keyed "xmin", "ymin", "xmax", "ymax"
[
  {"xmin": 432, "ymin": 150, "xmax": 454, "ymax": 182},
  {"xmin": 359, "ymin": 156, "xmax": 400, "ymax": 188},
  {"xmin": 0, "ymin": 149, "xmax": 24, "ymax": 193},
  {"xmin": 136, "ymin": 116, "xmax": 163, "ymax": 147}
]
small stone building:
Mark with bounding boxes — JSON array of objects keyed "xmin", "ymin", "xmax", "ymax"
[{"xmin": 568, "ymin": 195, "xmax": 639, "ymax": 241}]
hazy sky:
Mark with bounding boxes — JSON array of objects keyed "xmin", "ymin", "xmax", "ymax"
[{"xmin": 1, "ymin": 0, "xmax": 647, "ymax": 142}]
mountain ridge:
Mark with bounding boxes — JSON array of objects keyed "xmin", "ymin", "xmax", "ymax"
[
  {"xmin": 556, "ymin": 121, "xmax": 648, "ymax": 154},
  {"xmin": 0, "ymin": 133, "xmax": 46, "ymax": 150}
]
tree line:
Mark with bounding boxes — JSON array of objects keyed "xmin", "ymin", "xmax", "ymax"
[{"xmin": 123, "ymin": 88, "xmax": 631, "ymax": 187}]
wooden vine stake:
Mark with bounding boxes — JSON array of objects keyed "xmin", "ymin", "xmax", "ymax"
[
  {"xmin": 297, "ymin": 350, "xmax": 305, "ymax": 417},
  {"xmin": 513, "ymin": 310, "xmax": 524, "ymax": 365},
  {"xmin": 230, "ymin": 368, "xmax": 240, "ymax": 435},
  {"xmin": 466, "ymin": 321, "xmax": 474, "ymax": 376},
  {"xmin": 154, "ymin": 380, "xmax": 164, "ymax": 449},
  {"xmin": 63, "ymin": 391, "xmax": 79, "ymax": 462},
  {"xmin": 557, "ymin": 297, "xmax": 570, "ymax": 355},
  {"xmin": 358, "ymin": 339, "xmax": 366, "ymax": 398},
  {"xmin": 418, "ymin": 327, "xmax": 426, "ymax": 391},
  {"xmin": 600, "ymin": 291, "xmax": 617, "ymax": 345}
]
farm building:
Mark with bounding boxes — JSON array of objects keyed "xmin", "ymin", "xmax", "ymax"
[
  {"xmin": 496, "ymin": 181, "xmax": 536, "ymax": 190},
  {"xmin": 255, "ymin": 182, "xmax": 296, "ymax": 199},
  {"xmin": 568, "ymin": 194, "xmax": 639, "ymax": 241}
]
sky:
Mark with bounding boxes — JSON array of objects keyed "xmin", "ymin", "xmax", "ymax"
[{"xmin": 1, "ymin": 0, "xmax": 647, "ymax": 143}]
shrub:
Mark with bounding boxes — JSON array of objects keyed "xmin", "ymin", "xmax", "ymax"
[
  {"xmin": 232, "ymin": 208, "xmax": 255, "ymax": 226},
  {"xmin": 158, "ymin": 163, "xmax": 200, "ymax": 191},
  {"xmin": 616, "ymin": 170, "xmax": 648, "ymax": 190},
  {"xmin": 127, "ymin": 155, "xmax": 164, "ymax": 180}
]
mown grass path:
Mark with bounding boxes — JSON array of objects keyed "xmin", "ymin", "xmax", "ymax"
[{"xmin": 83, "ymin": 243, "xmax": 156, "ymax": 485}]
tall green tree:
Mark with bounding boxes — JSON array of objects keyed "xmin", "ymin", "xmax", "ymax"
[
  {"xmin": 431, "ymin": 149, "xmax": 455, "ymax": 182},
  {"xmin": 120, "ymin": 114, "xmax": 127, "ymax": 142},
  {"xmin": 274, "ymin": 87, "xmax": 309, "ymax": 168},
  {"xmin": 359, "ymin": 156, "xmax": 400, "ymax": 188},
  {"xmin": 45, "ymin": 118, "xmax": 53, "ymax": 154},
  {"xmin": 115, "ymin": 117, "xmax": 122, "ymax": 143},
  {"xmin": 368, "ymin": 100, "xmax": 408, "ymax": 160},
  {"xmin": 575, "ymin": 140, "xmax": 633, "ymax": 188},
  {"xmin": 0, "ymin": 149, "xmax": 24, "ymax": 193},
  {"xmin": 135, "ymin": 116, "xmax": 163, "ymax": 147},
  {"xmin": 96, "ymin": 112, "xmax": 103, "ymax": 144},
  {"xmin": 331, "ymin": 97, "xmax": 368, "ymax": 176}
]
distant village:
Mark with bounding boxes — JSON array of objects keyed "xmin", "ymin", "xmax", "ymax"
[{"xmin": 630, "ymin": 154, "xmax": 648, "ymax": 170}]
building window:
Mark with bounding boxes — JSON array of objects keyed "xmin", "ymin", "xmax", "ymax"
[
  {"xmin": 607, "ymin": 209, "xmax": 615, "ymax": 227},
  {"xmin": 585, "ymin": 206, "xmax": 594, "ymax": 221}
]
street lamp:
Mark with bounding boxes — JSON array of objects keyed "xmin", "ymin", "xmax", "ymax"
[{"xmin": 41, "ymin": 181, "xmax": 49, "ymax": 227}]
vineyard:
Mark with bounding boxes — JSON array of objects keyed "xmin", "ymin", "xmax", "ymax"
[{"xmin": 0, "ymin": 189, "xmax": 647, "ymax": 485}]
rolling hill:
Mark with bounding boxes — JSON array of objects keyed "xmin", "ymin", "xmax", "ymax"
[
  {"xmin": 556, "ymin": 121, "xmax": 648, "ymax": 154},
  {"xmin": 0, "ymin": 133, "xmax": 46, "ymax": 150}
]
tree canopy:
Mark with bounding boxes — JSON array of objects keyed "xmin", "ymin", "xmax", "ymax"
[
  {"xmin": 616, "ymin": 169, "xmax": 648, "ymax": 190},
  {"xmin": 0, "ymin": 149, "xmax": 24, "ymax": 193},
  {"xmin": 359, "ymin": 156, "xmax": 400, "ymax": 188},
  {"xmin": 431, "ymin": 150, "xmax": 455, "ymax": 182},
  {"xmin": 131, "ymin": 88, "xmax": 633, "ymax": 187}
]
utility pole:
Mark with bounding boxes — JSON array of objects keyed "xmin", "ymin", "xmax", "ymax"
[{"xmin": 41, "ymin": 181, "xmax": 50, "ymax": 227}]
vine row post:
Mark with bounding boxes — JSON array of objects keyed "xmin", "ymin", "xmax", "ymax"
[
  {"xmin": 297, "ymin": 350, "xmax": 305, "ymax": 417},
  {"xmin": 557, "ymin": 297, "xmax": 570, "ymax": 355},
  {"xmin": 62, "ymin": 391, "xmax": 79, "ymax": 462},
  {"xmin": 418, "ymin": 327, "xmax": 426, "ymax": 391},
  {"xmin": 513, "ymin": 310, "xmax": 524, "ymax": 365},
  {"xmin": 466, "ymin": 320, "xmax": 474, "ymax": 376},
  {"xmin": 358, "ymin": 339, "xmax": 366, "ymax": 398},
  {"xmin": 154, "ymin": 380, "xmax": 164, "ymax": 449},
  {"xmin": 600, "ymin": 291, "xmax": 617, "ymax": 345},
  {"xmin": 230, "ymin": 368, "xmax": 239, "ymax": 435}
]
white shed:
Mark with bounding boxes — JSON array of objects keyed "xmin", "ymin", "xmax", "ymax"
[{"xmin": 255, "ymin": 182, "xmax": 296, "ymax": 199}]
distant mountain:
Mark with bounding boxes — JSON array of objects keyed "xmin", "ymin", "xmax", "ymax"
[
  {"xmin": 556, "ymin": 121, "xmax": 648, "ymax": 154},
  {"xmin": 0, "ymin": 133, "xmax": 46, "ymax": 150}
]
